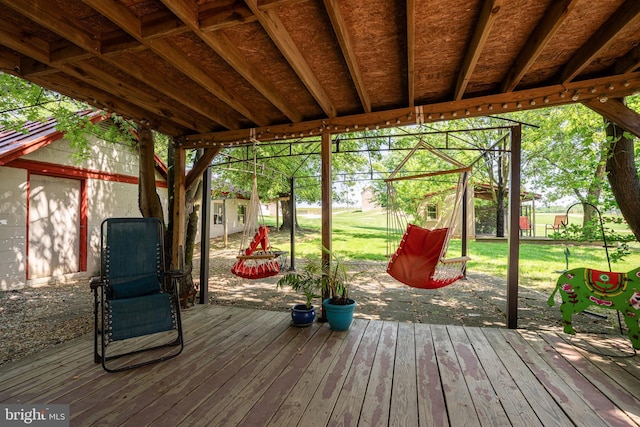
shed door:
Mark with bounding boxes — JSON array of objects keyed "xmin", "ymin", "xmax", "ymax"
[{"xmin": 28, "ymin": 175, "xmax": 80, "ymax": 279}]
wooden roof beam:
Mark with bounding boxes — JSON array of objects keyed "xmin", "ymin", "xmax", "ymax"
[
  {"xmin": 82, "ymin": 0, "xmax": 266, "ymax": 127},
  {"xmin": 245, "ymin": 0, "xmax": 337, "ymax": 118},
  {"xmin": 454, "ymin": 0, "xmax": 503, "ymax": 100},
  {"xmin": 584, "ymin": 98, "xmax": 640, "ymax": 138},
  {"xmin": 501, "ymin": 0, "xmax": 577, "ymax": 93},
  {"xmin": 178, "ymin": 72, "xmax": 640, "ymax": 147},
  {"xmin": 406, "ymin": 0, "xmax": 416, "ymax": 107},
  {"xmin": 559, "ymin": 0, "xmax": 640, "ymax": 83},
  {"xmin": 160, "ymin": 0, "xmax": 303, "ymax": 123},
  {"xmin": 324, "ymin": 0, "xmax": 371, "ymax": 113}
]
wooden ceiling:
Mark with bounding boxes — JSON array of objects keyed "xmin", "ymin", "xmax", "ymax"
[{"xmin": 2, "ymin": 0, "xmax": 640, "ymax": 148}]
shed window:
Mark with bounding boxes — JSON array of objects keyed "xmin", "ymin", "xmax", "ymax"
[
  {"xmin": 426, "ymin": 204, "xmax": 438, "ymax": 220},
  {"xmin": 213, "ymin": 203, "xmax": 223, "ymax": 225}
]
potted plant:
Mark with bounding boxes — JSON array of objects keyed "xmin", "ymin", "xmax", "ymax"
[
  {"xmin": 321, "ymin": 248, "xmax": 361, "ymax": 331},
  {"xmin": 277, "ymin": 259, "xmax": 322, "ymax": 327}
]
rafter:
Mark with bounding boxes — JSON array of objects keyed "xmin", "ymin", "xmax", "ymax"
[
  {"xmin": 559, "ymin": 0, "xmax": 640, "ymax": 83},
  {"xmin": 454, "ymin": 0, "xmax": 503, "ymax": 100},
  {"xmin": 406, "ymin": 0, "xmax": 416, "ymax": 107},
  {"xmin": 160, "ymin": 0, "xmax": 303, "ymax": 123},
  {"xmin": 81, "ymin": 0, "xmax": 268, "ymax": 127},
  {"xmin": 501, "ymin": 0, "xmax": 577, "ymax": 93},
  {"xmin": 245, "ymin": 0, "xmax": 337, "ymax": 118},
  {"xmin": 324, "ymin": 0, "xmax": 371, "ymax": 113}
]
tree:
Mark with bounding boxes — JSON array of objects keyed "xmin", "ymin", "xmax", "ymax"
[
  {"xmin": 605, "ymin": 119, "xmax": 640, "ymax": 242},
  {"xmin": 511, "ymin": 104, "xmax": 610, "ymax": 229}
]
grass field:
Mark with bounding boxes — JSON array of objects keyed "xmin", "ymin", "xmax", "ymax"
[{"xmin": 264, "ymin": 209, "xmax": 639, "ymax": 292}]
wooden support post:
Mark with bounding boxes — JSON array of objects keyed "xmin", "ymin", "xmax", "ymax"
[
  {"xmin": 507, "ymin": 125, "xmax": 521, "ymax": 329},
  {"xmin": 320, "ymin": 130, "xmax": 332, "ymax": 321},
  {"xmin": 199, "ymin": 165, "xmax": 211, "ymax": 304},
  {"xmin": 172, "ymin": 146, "xmax": 187, "ymax": 270},
  {"xmin": 461, "ymin": 171, "xmax": 468, "ymax": 275},
  {"xmin": 289, "ymin": 177, "xmax": 296, "ymax": 271}
]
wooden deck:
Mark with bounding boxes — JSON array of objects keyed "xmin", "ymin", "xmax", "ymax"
[{"xmin": 1, "ymin": 305, "xmax": 639, "ymax": 426}]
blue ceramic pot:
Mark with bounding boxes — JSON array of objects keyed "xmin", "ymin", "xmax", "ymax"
[
  {"xmin": 291, "ymin": 304, "xmax": 315, "ymax": 326},
  {"xmin": 323, "ymin": 298, "xmax": 356, "ymax": 331}
]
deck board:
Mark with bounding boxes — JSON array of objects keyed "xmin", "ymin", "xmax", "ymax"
[{"xmin": 0, "ymin": 304, "xmax": 638, "ymax": 426}]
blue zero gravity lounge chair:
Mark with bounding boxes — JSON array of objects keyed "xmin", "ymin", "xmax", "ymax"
[{"xmin": 90, "ymin": 218, "xmax": 184, "ymax": 372}]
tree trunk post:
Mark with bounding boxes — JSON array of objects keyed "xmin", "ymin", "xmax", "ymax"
[{"xmin": 172, "ymin": 146, "xmax": 187, "ymax": 271}]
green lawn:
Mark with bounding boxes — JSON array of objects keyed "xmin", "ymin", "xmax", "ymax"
[{"xmin": 265, "ymin": 209, "xmax": 639, "ymax": 292}]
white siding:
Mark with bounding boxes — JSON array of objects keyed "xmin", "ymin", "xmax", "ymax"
[{"xmin": 0, "ymin": 167, "xmax": 28, "ymax": 290}]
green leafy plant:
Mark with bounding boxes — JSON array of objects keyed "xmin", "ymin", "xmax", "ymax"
[
  {"xmin": 322, "ymin": 247, "xmax": 363, "ymax": 305},
  {"xmin": 276, "ymin": 258, "xmax": 322, "ymax": 309}
]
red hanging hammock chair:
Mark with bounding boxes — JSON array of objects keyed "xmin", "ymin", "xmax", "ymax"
[
  {"xmin": 231, "ymin": 225, "xmax": 280, "ymax": 279},
  {"xmin": 231, "ymin": 137, "xmax": 282, "ymax": 280},
  {"xmin": 385, "ymin": 137, "xmax": 470, "ymax": 289}
]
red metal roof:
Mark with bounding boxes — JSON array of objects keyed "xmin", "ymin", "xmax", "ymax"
[
  {"xmin": 0, "ymin": 111, "xmax": 168, "ymax": 177},
  {"xmin": 0, "ymin": 110, "xmax": 103, "ymax": 166}
]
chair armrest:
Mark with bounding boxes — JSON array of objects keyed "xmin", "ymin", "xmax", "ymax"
[{"xmin": 90, "ymin": 276, "xmax": 105, "ymax": 290}]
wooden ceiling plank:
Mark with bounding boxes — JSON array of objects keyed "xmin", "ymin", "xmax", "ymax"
[
  {"xmin": 560, "ymin": 0, "xmax": 640, "ymax": 83},
  {"xmin": 454, "ymin": 0, "xmax": 503, "ymax": 100},
  {"xmin": 584, "ymin": 98, "xmax": 640, "ymax": 138},
  {"xmin": 179, "ymin": 72, "xmax": 640, "ymax": 147},
  {"xmin": 501, "ymin": 0, "xmax": 578, "ymax": 93},
  {"xmin": 161, "ymin": 0, "xmax": 302, "ymax": 122},
  {"xmin": 0, "ymin": 0, "xmax": 101, "ymax": 54},
  {"xmin": 245, "ymin": 0, "xmax": 337, "ymax": 118},
  {"xmin": 324, "ymin": 0, "xmax": 371, "ymax": 113},
  {"xmin": 406, "ymin": 0, "xmax": 415, "ymax": 107},
  {"xmin": 83, "ymin": 0, "xmax": 268, "ymax": 127}
]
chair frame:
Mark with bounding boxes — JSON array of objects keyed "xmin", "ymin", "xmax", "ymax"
[
  {"xmin": 519, "ymin": 216, "xmax": 532, "ymax": 237},
  {"xmin": 545, "ymin": 214, "xmax": 568, "ymax": 237},
  {"xmin": 90, "ymin": 218, "xmax": 184, "ymax": 373}
]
